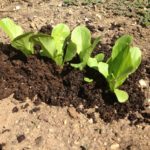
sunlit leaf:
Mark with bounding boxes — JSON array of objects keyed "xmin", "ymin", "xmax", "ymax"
[
  {"xmin": 52, "ymin": 23, "xmax": 70, "ymax": 55},
  {"xmin": 11, "ymin": 32, "xmax": 34, "ymax": 56},
  {"xmin": 64, "ymin": 41, "xmax": 76, "ymax": 62},
  {"xmin": 71, "ymin": 25, "xmax": 91, "ymax": 54},
  {"xmin": 0, "ymin": 18, "xmax": 23, "ymax": 40},
  {"xmin": 31, "ymin": 33, "xmax": 56, "ymax": 59},
  {"xmin": 84, "ymin": 77, "xmax": 93, "ymax": 83},
  {"xmin": 114, "ymin": 89, "xmax": 129, "ymax": 103},
  {"xmin": 98, "ymin": 62, "xmax": 109, "ymax": 78}
]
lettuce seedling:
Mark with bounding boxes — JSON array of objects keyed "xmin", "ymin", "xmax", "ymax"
[
  {"xmin": 91, "ymin": 35, "xmax": 142, "ymax": 103},
  {"xmin": 0, "ymin": 18, "xmax": 34, "ymax": 56},
  {"xmin": 31, "ymin": 23, "xmax": 76, "ymax": 66},
  {"xmin": 70, "ymin": 25, "xmax": 104, "ymax": 70},
  {"xmin": 0, "ymin": 18, "xmax": 23, "ymax": 40}
]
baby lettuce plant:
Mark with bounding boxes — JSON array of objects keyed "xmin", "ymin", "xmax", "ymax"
[
  {"xmin": 0, "ymin": 18, "xmax": 23, "ymax": 40},
  {"xmin": 89, "ymin": 35, "xmax": 142, "ymax": 103},
  {"xmin": 0, "ymin": 18, "xmax": 34, "ymax": 56},
  {"xmin": 70, "ymin": 25, "xmax": 104, "ymax": 70},
  {"xmin": 31, "ymin": 23, "xmax": 76, "ymax": 66}
]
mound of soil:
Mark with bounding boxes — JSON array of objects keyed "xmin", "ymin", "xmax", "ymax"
[{"xmin": 0, "ymin": 40, "xmax": 149, "ymax": 123}]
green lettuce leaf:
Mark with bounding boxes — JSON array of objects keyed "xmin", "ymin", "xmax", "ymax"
[
  {"xmin": 108, "ymin": 46, "xmax": 141, "ymax": 89},
  {"xmin": 31, "ymin": 33, "xmax": 56, "ymax": 59},
  {"xmin": 71, "ymin": 37, "xmax": 100, "ymax": 70},
  {"xmin": 95, "ymin": 53, "xmax": 105, "ymax": 62},
  {"xmin": 84, "ymin": 77, "xmax": 93, "ymax": 83},
  {"xmin": 11, "ymin": 32, "xmax": 34, "ymax": 56},
  {"xmin": 71, "ymin": 25, "xmax": 91, "ymax": 54},
  {"xmin": 64, "ymin": 41, "xmax": 77, "ymax": 62},
  {"xmin": 98, "ymin": 62, "xmax": 109, "ymax": 78},
  {"xmin": 108, "ymin": 35, "xmax": 132, "ymax": 63},
  {"xmin": 52, "ymin": 23, "xmax": 70, "ymax": 55},
  {"xmin": 0, "ymin": 18, "xmax": 24, "ymax": 41},
  {"xmin": 114, "ymin": 89, "xmax": 129, "ymax": 103}
]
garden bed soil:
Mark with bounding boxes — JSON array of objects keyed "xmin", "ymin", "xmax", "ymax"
[
  {"xmin": 0, "ymin": 0, "xmax": 150, "ymax": 149},
  {"xmin": 0, "ymin": 43, "xmax": 149, "ymax": 124}
]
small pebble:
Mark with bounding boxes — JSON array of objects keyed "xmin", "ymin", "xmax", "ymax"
[
  {"xmin": 88, "ymin": 118, "xmax": 93, "ymax": 124},
  {"xmin": 80, "ymin": 146, "xmax": 86, "ymax": 150},
  {"xmin": 64, "ymin": 120, "xmax": 67, "ymax": 125},
  {"xmin": 21, "ymin": 103, "xmax": 29, "ymax": 109},
  {"xmin": 96, "ymin": 14, "xmax": 102, "ymax": 19},
  {"xmin": 0, "ymin": 143, "xmax": 6, "ymax": 150},
  {"xmin": 38, "ymin": 113, "xmax": 49, "ymax": 122},
  {"xmin": 12, "ymin": 106, "xmax": 19, "ymax": 113},
  {"xmin": 29, "ymin": 107, "xmax": 40, "ymax": 114},
  {"xmin": 17, "ymin": 134, "xmax": 26, "ymax": 143},
  {"xmin": 98, "ymin": 25, "xmax": 104, "ymax": 31},
  {"xmin": 14, "ymin": 5, "xmax": 21, "ymax": 10},
  {"xmin": 139, "ymin": 79, "xmax": 148, "ymax": 88},
  {"xmin": 58, "ymin": 3, "xmax": 62, "ymax": 7},
  {"xmin": 35, "ymin": 136, "xmax": 43, "ymax": 146},
  {"xmin": 110, "ymin": 143, "xmax": 120, "ymax": 150},
  {"xmin": 33, "ymin": 99, "xmax": 41, "ymax": 106}
]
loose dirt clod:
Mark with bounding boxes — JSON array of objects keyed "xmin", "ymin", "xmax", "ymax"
[
  {"xmin": 29, "ymin": 107, "xmax": 40, "ymax": 114},
  {"xmin": 35, "ymin": 136, "xmax": 43, "ymax": 146},
  {"xmin": 21, "ymin": 103, "xmax": 29, "ymax": 109},
  {"xmin": 12, "ymin": 106, "xmax": 19, "ymax": 113},
  {"xmin": 0, "ymin": 143, "xmax": 5, "ymax": 150},
  {"xmin": 67, "ymin": 107, "xmax": 79, "ymax": 119},
  {"xmin": 17, "ymin": 134, "xmax": 26, "ymax": 143}
]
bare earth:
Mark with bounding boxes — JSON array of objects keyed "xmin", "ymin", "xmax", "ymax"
[{"xmin": 0, "ymin": 0, "xmax": 150, "ymax": 150}]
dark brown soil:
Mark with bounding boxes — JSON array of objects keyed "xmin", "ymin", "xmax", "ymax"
[{"xmin": 0, "ymin": 39, "xmax": 149, "ymax": 124}]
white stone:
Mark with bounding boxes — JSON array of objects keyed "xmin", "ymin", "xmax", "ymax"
[
  {"xmin": 88, "ymin": 118, "xmax": 93, "ymax": 124},
  {"xmin": 110, "ymin": 143, "xmax": 120, "ymax": 150},
  {"xmin": 139, "ymin": 79, "xmax": 148, "ymax": 88},
  {"xmin": 14, "ymin": 5, "xmax": 21, "ymax": 10}
]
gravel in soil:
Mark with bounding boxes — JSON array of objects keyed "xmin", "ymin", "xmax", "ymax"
[{"xmin": 0, "ymin": 40, "xmax": 149, "ymax": 123}]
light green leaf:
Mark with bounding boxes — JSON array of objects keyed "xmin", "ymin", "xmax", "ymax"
[
  {"xmin": 52, "ymin": 23, "xmax": 70, "ymax": 54},
  {"xmin": 87, "ymin": 57, "xmax": 98, "ymax": 69},
  {"xmin": 71, "ymin": 62, "xmax": 84, "ymax": 70},
  {"xmin": 108, "ymin": 46, "xmax": 141, "ymax": 88},
  {"xmin": 92, "ymin": 37, "xmax": 100, "ymax": 49},
  {"xmin": 95, "ymin": 53, "xmax": 104, "ymax": 62},
  {"xmin": 84, "ymin": 77, "xmax": 93, "ymax": 83},
  {"xmin": 109, "ymin": 74, "xmax": 128, "ymax": 91},
  {"xmin": 54, "ymin": 54, "xmax": 63, "ymax": 66},
  {"xmin": 128, "ymin": 47, "xmax": 142, "ymax": 73},
  {"xmin": 71, "ymin": 25, "xmax": 91, "ymax": 54},
  {"xmin": 87, "ymin": 53, "xmax": 104, "ymax": 69},
  {"xmin": 64, "ymin": 41, "xmax": 77, "ymax": 62},
  {"xmin": 30, "ymin": 33, "xmax": 64, "ymax": 65},
  {"xmin": 114, "ymin": 89, "xmax": 129, "ymax": 103},
  {"xmin": 98, "ymin": 62, "xmax": 109, "ymax": 78},
  {"xmin": 108, "ymin": 35, "xmax": 132, "ymax": 63},
  {"xmin": 31, "ymin": 33, "xmax": 56, "ymax": 58},
  {"xmin": 80, "ymin": 37, "xmax": 100, "ymax": 60},
  {"xmin": 80, "ymin": 37, "xmax": 101, "ymax": 69},
  {"xmin": 0, "ymin": 18, "xmax": 24, "ymax": 41},
  {"xmin": 71, "ymin": 37, "xmax": 100, "ymax": 70},
  {"xmin": 11, "ymin": 32, "xmax": 34, "ymax": 56}
]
